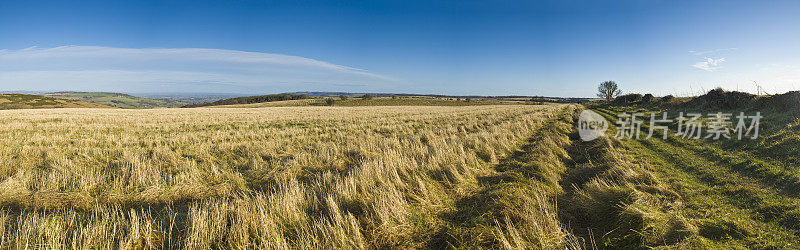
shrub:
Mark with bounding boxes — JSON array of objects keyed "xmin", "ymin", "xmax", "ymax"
[
  {"xmin": 339, "ymin": 95, "xmax": 349, "ymax": 100},
  {"xmin": 362, "ymin": 94, "xmax": 373, "ymax": 100},
  {"xmin": 686, "ymin": 88, "xmax": 756, "ymax": 109},
  {"xmin": 325, "ymin": 98, "xmax": 335, "ymax": 106},
  {"xmin": 613, "ymin": 94, "xmax": 643, "ymax": 104},
  {"xmin": 642, "ymin": 94, "xmax": 655, "ymax": 103},
  {"xmin": 757, "ymin": 91, "xmax": 800, "ymax": 114}
]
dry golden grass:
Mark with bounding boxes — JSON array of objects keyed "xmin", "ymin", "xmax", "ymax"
[{"xmin": 0, "ymin": 104, "xmax": 577, "ymax": 249}]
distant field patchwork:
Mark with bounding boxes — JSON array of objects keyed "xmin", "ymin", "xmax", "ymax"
[
  {"xmin": 44, "ymin": 92, "xmax": 188, "ymax": 108},
  {"xmin": 0, "ymin": 94, "xmax": 110, "ymax": 110}
]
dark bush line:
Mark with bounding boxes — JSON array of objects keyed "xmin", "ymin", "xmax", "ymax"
[
  {"xmin": 759, "ymin": 91, "xmax": 800, "ymax": 114},
  {"xmin": 612, "ymin": 93, "xmax": 643, "ymax": 104},
  {"xmin": 182, "ymin": 94, "xmax": 312, "ymax": 108},
  {"xmin": 684, "ymin": 88, "xmax": 756, "ymax": 109},
  {"xmin": 606, "ymin": 88, "xmax": 800, "ymax": 114}
]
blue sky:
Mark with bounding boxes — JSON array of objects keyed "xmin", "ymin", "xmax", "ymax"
[{"xmin": 1, "ymin": 0, "xmax": 800, "ymax": 97}]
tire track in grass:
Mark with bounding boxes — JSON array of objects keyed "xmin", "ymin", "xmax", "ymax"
[
  {"xmin": 433, "ymin": 105, "xmax": 580, "ymax": 249},
  {"xmin": 607, "ymin": 139, "xmax": 779, "ymax": 247},
  {"xmin": 643, "ymin": 139, "xmax": 800, "ymax": 227},
  {"xmin": 594, "ymin": 108, "xmax": 800, "ymax": 207},
  {"xmin": 676, "ymin": 139, "xmax": 800, "ymax": 196},
  {"xmin": 600, "ymin": 105, "xmax": 800, "ymax": 234},
  {"xmin": 652, "ymin": 138, "xmax": 800, "ymax": 231},
  {"xmin": 591, "ymin": 107, "xmax": 800, "ymax": 248},
  {"xmin": 617, "ymin": 141, "xmax": 759, "ymax": 248},
  {"xmin": 597, "ymin": 105, "xmax": 800, "ymax": 197}
]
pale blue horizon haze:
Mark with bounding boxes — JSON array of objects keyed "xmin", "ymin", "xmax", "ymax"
[{"xmin": 1, "ymin": 0, "xmax": 800, "ymax": 97}]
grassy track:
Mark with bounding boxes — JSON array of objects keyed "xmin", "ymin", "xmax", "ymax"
[{"xmin": 585, "ymin": 105, "xmax": 800, "ymax": 248}]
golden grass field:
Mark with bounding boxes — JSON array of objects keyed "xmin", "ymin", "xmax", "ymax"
[
  {"xmin": 0, "ymin": 104, "xmax": 579, "ymax": 249},
  {"xmin": 4, "ymin": 94, "xmax": 796, "ymax": 249}
]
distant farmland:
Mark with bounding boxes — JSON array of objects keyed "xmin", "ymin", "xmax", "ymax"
[
  {"xmin": 0, "ymin": 94, "xmax": 110, "ymax": 110},
  {"xmin": 44, "ymin": 92, "xmax": 189, "ymax": 108}
]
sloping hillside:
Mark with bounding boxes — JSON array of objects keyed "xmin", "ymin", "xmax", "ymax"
[
  {"xmin": 44, "ymin": 92, "xmax": 188, "ymax": 108},
  {"xmin": 197, "ymin": 96, "xmax": 518, "ymax": 108},
  {"xmin": 0, "ymin": 94, "xmax": 111, "ymax": 110},
  {"xmin": 327, "ymin": 97, "xmax": 514, "ymax": 106},
  {"xmin": 183, "ymin": 93, "xmax": 312, "ymax": 107}
]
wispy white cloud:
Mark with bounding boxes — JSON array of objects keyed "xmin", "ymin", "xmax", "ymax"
[
  {"xmin": 688, "ymin": 47, "xmax": 738, "ymax": 55},
  {"xmin": 692, "ymin": 57, "xmax": 726, "ymax": 72},
  {"xmin": 688, "ymin": 48, "xmax": 737, "ymax": 72},
  {"xmin": 0, "ymin": 46, "xmax": 395, "ymax": 93}
]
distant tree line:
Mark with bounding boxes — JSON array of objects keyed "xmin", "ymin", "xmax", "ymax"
[{"xmin": 183, "ymin": 93, "xmax": 312, "ymax": 108}]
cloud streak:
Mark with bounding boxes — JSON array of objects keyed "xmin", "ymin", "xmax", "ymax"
[
  {"xmin": 692, "ymin": 57, "xmax": 726, "ymax": 72},
  {"xmin": 688, "ymin": 48, "xmax": 738, "ymax": 55},
  {"xmin": 0, "ymin": 46, "xmax": 395, "ymax": 93}
]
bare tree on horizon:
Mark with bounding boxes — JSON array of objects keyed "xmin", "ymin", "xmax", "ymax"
[{"xmin": 597, "ymin": 80, "xmax": 622, "ymax": 101}]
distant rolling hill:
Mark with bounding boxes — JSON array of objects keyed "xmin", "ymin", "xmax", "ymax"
[
  {"xmin": 183, "ymin": 93, "xmax": 313, "ymax": 107},
  {"xmin": 44, "ymin": 92, "xmax": 189, "ymax": 108},
  {"xmin": 0, "ymin": 94, "xmax": 112, "ymax": 110},
  {"xmin": 199, "ymin": 96, "xmax": 520, "ymax": 108}
]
